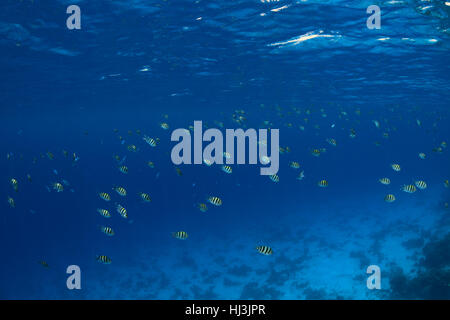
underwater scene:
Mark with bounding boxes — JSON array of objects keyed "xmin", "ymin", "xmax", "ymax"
[{"xmin": 1, "ymin": 0, "xmax": 449, "ymax": 300}]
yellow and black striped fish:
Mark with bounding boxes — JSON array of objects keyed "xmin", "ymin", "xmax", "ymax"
[
  {"xmin": 118, "ymin": 166, "xmax": 128, "ymax": 174},
  {"xmin": 127, "ymin": 145, "xmax": 138, "ymax": 152},
  {"xmin": 203, "ymin": 158, "xmax": 213, "ymax": 166},
  {"xmin": 269, "ymin": 174, "xmax": 279, "ymax": 183},
  {"xmin": 10, "ymin": 178, "xmax": 18, "ymax": 192},
  {"xmin": 208, "ymin": 196, "xmax": 222, "ymax": 207},
  {"xmin": 53, "ymin": 182, "xmax": 64, "ymax": 192},
  {"xmin": 379, "ymin": 177, "xmax": 391, "ymax": 185},
  {"xmin": 116, "ymin": 204, "xmax": 128, "ymax": 218},
  {"xmin": 172, "ymin": 231, "xmax": 188, "ymax": 240},
  {"xmin": 311, "ymin": 149, "xmax": 321, "ymax": 157},
  {"xmin": 147, "ymin": 161, "xmax": 155, "ymax": 168},
  {"xmin": 384, "ymin": 194, "xmax": 396, "ymax": 203},
  {"xmin": 415, "ymin": 180, "xmax": 427, "ymax": 190},
  {"xmin": 198, "ymin": 203, "xmax": 208, "ymax": 213},
  {"xmin": 221, "ymin": 165, "xmax": 232, "ymax": 174},
  {"xmin": 100, "ymin": 226, "xmax": 115, "ymax": 236},
  {"xmin": 401, "ymin": 184, "xmax": 416, "ymax": 193},
  {"xmin": 96, "ymin": 255, "xmax": 112, "ymax": 264},
  {"xmin": 39, "ymin": 261, "xmax": 49, "ymax": 268},
  {"xmin": 114, "ymin": 186, "xmax": 127, "ymax": 197},
  {"xmin": 99, "ymin": 192, "xmax": 111, "ymax": 202},
  {"xmin": 160, "ymin": 122, "xmax": 169, "ymax": 130},
  {"xmin": 256, "ymin": 246, "xmax": 273, "ymax": 256},
  {"xmin": 326, "ymin": 138, "xmax": 337, "ymax": 147},
  {"xmin": 289, "ymin": 161, "xmax": 300, "ymax": 169},
  {"xmin": 97, "ymin": 208, "xmax": 111, "ymax": 218},
  {"xmin": 318, "ymin": 179, "xmax": 328, "ymax": 188},
  {"xmin": 143, "ymin": 135, "xmax": 158, "ymax": 147},
  {"xmin": 391, "ymin": 163, "xmax": 401, "ymax": 172},
  {"xmin": 140, "ymin": 192, "xmax": 151, "ymax": 202}
]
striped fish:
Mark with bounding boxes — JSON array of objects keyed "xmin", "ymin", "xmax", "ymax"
[
  {"xmin": 116, "ymin": 204, "xmax": 128, "ymax": 218},
  {"xmin": 172, "ymin": 231, "xmax": 188, "ymax": 240},
  {"xmin": 269, "ymin": 174, "xmax": 279, "ymax": 183},
  {"xmin": 96, "ymin": 255, "xmax": 112, "ymax": 264},
  {"xmin": 208, "ymin": 196, "xmax": 222, "ymax": 206},
  {"xmin": 100, "ymin": 226, "xmax": 115, "ymax": 236},
  {"xmin": 401, "ymin": 184, "xmax": 416, "ymax": 193},
  {"xmin": 415, "ymin": 180, "xmax": 427, "ymax": 190},
  {"xmin": 256, "ymin": 246, "xmax": 273, "ymax": 256},
  {"xmin": 384, "ymin": 194, "xmax": 396, "ymax": 203}
]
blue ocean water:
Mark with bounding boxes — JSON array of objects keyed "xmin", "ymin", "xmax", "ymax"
[{"xmin": 0, "ymin": 0, "xmax": 449, "ymax": 300}]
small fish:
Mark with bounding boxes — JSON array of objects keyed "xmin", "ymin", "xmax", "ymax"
[
  {"xmin": 10, "ymin": 178, "xmax": 18, "ymax": 192},
  {"xmin": 198, "ymin": 203, "xmax": 208, "ymax": 213},
  {"xmin": 415, "ymin": 180, "xmax": 427, "ymax": 190},
  {"xmin": 147, "ymin": 161, "xmax": 155, "ymax": 168},
  {"xmin": 175, "ymin": 167, "xmax": 183, "ymax": 176},
  {"xmin": 139, "ymin": 192, "xmax": 151, "ymax": 202},
  {"xmin": 96, "ymin": 255, "xmax": 112, "ymax": 264},
  {"xmin": 52, "ymin": 182, "xmax": 64, "ymax": 192},
  {"xmin": 326, "ymin": 138, "xmax": 337, "ymax": 147},
  {"xmin": 118, "ymin": 166, "xmax": 128, "ymax": 174},
  {"xmin": 269, "ymin": 174, "xmax": 279, "ymax": 183},
  {"xmin": 143, "ymin": 135, "xmax": 158, "ymax": 147},
  {"xmin": 223, "ymin": 152, "xmax": 232, "ymax": 159},
  {"xmin": 372, "ymin": 120, "xmax": 380, "ymax": 128},
  {"xmin": 7, "ymin": 196, "xmax": 15, "ymax": 208},
  {"xmin": 289, "ymin": 161, "xmax": 300, "ymax": 169},
  {"xmin": 256, "ymin": 246, "xmax": 273, "ymax": 256},
  {"xmin": 203, "ymin": 158, "xmax": 213, "ymax": 166},
  {"xmin": 100, "ymin": 226, "xmax": 115, "ymax": 236},
  {"xmin": 444, "ymin": 180, "xmax": 449, "ymax": 188},
  {"xmin": 379, "ymin": 178, "xmax": 391, "ymax": 185},
  {"xmin": 260, "ymin": 156, "xmax": 270, "ymax": 165},
  {"xmin": 160, "ymin": 122, "xmax": 169, "ymax": 130},
  {"xmin": 297, "ymin": 170, "xmax": 305, "ymax": 181},
  {"xmin": 46, "ymin": 152, "xmax": 54, "ymax": 160},
  {"xmin": 318, "ymin": 179, "xmax": 328, "ymax": 188},
  {"xmin": 384, "ymin": 194, "xmax": 396, "ymax": 203},
  {"xmin": 39, "ymin": 261, "xmax": 49, "ymax": 268},
  {"xmin": 27, "ymin": 174, "xmax": 32, "ymax": 182},
  {"xmin": 97, "ymin": 208, "xmax": 111, "ymax": 218},
  {"xmin": 127, "ymin": 145, "xmax": 138, "ymax": 152},
  {"xmin": 391, "ymin": 163, "xmax": 401, "ymax": 172},
  {"xmin": 432, "ymin": 147, "xmax": 443, "ymax": 154},
  {"xmin": 172, "ymin": 231, "xmax": 188, "ymax": 240},
  {"xmin": 311, "ymin": 149, "xmax": 321, "ymax": 157},
  {"xmin": 99, "ymin": 192, "xmax": 111, "ymax": 202},
  {"xmin": 116, "ymin": 204, "xmax": 128, "ymax": 218},
  {"xmin": 418, "ymin": 153, "xmax": 426, "ymax": 160},
  {"xmin": 114, "ymin": 186, "xmax": 127, "ymax": 197},
  {"xmin": 221, "ymin": 165, "xmax": 232, "ymax": 174},
  {"xmin": 401, "ymin": 184, "xmax": 417, "ymax": 193},
  {"xmin": 208, "ymin": 196, "xmax": 222, "ymax": 207}
]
